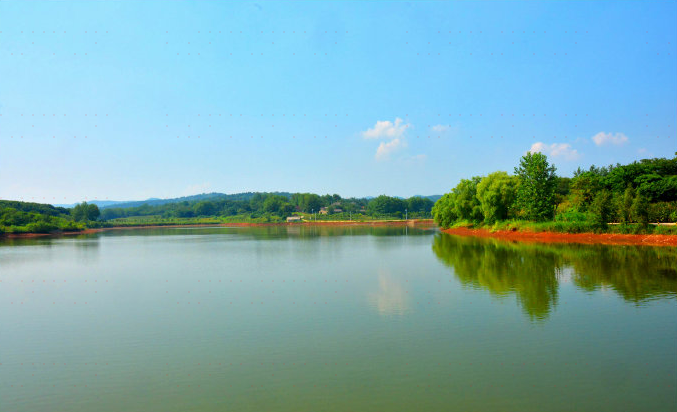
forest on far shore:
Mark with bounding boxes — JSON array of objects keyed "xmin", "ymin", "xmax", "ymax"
[
  {"xmin": 0, "ymin": 193, "xmax": 435, "ymax": 234},
  {"xmin": 2, "ymin": 154, "xmax": 676, "ymax": 235}
]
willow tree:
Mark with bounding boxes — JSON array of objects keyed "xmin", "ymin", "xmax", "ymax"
[{"xmin": 476, "ymin": 171, "xmax": 518, "ymax": 223}]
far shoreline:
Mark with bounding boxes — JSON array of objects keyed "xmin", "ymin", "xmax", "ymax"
[
  {"xmin": 0, "ymin": 219, "xmax": 437, "ymax": 239},
  {"xmin": 4, "ymin": 220, "xmax": 677, "ymax": 247}
]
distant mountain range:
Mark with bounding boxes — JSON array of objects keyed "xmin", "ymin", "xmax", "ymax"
[
  {"xmin": 55, "ymin": 192, "xmax": 442, "ymax": 209},
  {"xmin": 55, "ymin": 192, "xmax": 275, "ymax": 209},
  {"xmin": 54, "ymin": 200, "xmax": 132, "ymax": 208}
]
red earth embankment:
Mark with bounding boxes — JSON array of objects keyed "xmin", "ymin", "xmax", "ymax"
[{"xmin": 442, "ymin": 227, "xmax": 677, "ymax": 247}]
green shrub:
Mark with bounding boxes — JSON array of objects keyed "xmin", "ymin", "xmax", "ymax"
[
  {"xmin": 648, "ymin": 202, "xmax": 677, "ymax": 223},
  {"xmin": 610, "ymin": 224, "xmax": 632, "ymax": 234},
  {"xmin": 654, "ymin": 225, "xmax": 677, "ymax": 235},
  {"xmin": 25, "ymin": 221, "xmax": 58, "ymax": 233},
  {"xmin": 450, "ymin": 220, "xmax": 474, "ymax": 229}
]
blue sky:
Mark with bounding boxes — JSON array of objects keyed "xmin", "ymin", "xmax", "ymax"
[{"xmin": 1, "ymin": 1, "xmax": 675, "ymax": 204}]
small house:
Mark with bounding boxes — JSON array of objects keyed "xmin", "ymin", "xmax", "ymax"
[{"xmin": 286, "ymin": 216, "xmax": 302, "ymax": 222}]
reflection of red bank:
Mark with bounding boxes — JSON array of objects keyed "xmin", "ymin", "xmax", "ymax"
[{"xmin": 443, "ymin": 227, "xmax": 677, "ymax": 247}]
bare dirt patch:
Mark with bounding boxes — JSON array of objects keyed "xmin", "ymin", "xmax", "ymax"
[{"xmin": 442, "ymin": 227, "xmax": 677, "ymax": 247}]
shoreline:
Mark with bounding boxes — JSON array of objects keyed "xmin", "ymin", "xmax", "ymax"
[
  {"xmin": 1, "ymin": 219, "xmax": 436, "ymax": 239},
  {"xmin": 442, "ymin": 227, "xmax": 677, "ymax": 247},
  {"xmin": 4, "ymin": 220, "xmax": 676, "ymax": 246}
]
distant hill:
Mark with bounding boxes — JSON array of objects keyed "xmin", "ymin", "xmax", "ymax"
[
  {"xmin": 55, "ymin": 200, "xmax": 134, "ymax": 208},
  {"xmin": 421, "ymin": 195, "xmax": 442, "ymax": 202},
  {"xmin": 100, "ymin": 192, "xmax": 293, "ymax": 209},
  {"xmin": 364, "ymin": 195, "xmax": 441, "ymax": 201}
]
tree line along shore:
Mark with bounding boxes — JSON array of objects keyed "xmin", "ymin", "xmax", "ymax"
[
  {"xmin": 2, "ymin": 154, "xmax": 675, "ymax": 237},
  {"xmin": 432, "ymin": 153, "xmax": 677, "ymax": 236},
  {"xmin": 0, "ymin": 193, "xmax": 435, "ymax": 235}
]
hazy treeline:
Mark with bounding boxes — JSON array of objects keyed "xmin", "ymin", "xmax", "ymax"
[{"xmin": 99, "ymin": 193, "xmax": 435, "ymax": 221}]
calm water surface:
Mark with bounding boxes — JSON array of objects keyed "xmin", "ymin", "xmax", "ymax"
[{"xmin": 1, "ymin": 226, "xmax": 676, "ymax": 411}]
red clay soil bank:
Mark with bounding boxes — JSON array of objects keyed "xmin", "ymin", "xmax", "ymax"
[
  {"xmin": 442, "ymin": 227, "xmax": 677, "ymax": 247},
  {"xmin": 1, "ymin": 220, "xmax": 436, "ymax": 239}
]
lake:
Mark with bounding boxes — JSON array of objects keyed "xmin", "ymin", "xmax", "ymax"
[{"xmin": 1, "ymin": 226, "xmax": 676, "ymax": 412}]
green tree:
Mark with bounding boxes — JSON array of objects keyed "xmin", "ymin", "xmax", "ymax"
[
  {"xmin": 173, "ymin": 205, "xmax": 195, "ymax": 218},
  {"xmin": 406, "ymin": 197, "xmax": 434, "ymax": 214},
  {"xmin": 193, "ymin": 201, "xmax": 216, "ymax": 216},
  {"xmin": 514, "ymin": 152, "xmax": 558, "ymax": 221},
  {"xmin": 262, "ymin": 195, "xmax": 287, "ymax": 214},
  {"xmin": 589, "ymin": 190, "xmax": 612, "ymax": 228},
  {"xmin": 70, "ymin": 202, "xmax": 100, "ymax": 222},
  {"xmin": 71, "ymin": 202, "xmax": 88, "ymax": 221},
  {"xmin": 555, "ymin": 177, "xmax": 571, "ymax": 203},
  {"xmin": 431, "ymin": 178, "xmax": 482, "ymax": 227},
  {"xmin": 432, "ymin": 193, "xmax": 458, "ymax": 228},
  {"xmin": 302, "ymin": 194, "xmax": 323, "ymax": 213},
  {"xmin": 476, "ymin": 172, "xmax": 518, "ymax": 223},
  {"xmin": 367, "ymin": 195, "xmax": 407, "ymax": 215},
  {"xmin": 249, "ymin": 193, "xmax": 268, "ymax": 211},
  {"xmin": 631, "ymin": 191, "xmax": 650, "ymax": 226},
  {"xmin": 86, "ymin": 203, "xmax": 100, "ymax": 221},
  {"xmin": 618, "ymin": 185, "xmax": 635, "ymax": 223},
  {"xmin": 321, "ymin": 194, "xmax": 334, "ymax": 206},
  {"xmin": 569, "ymin": 170, "xmax": 604, "ymax": 211},
  {"xmin": 279, "ymin": 203, "xmax": 295, "ymax": 217},
  {"xmin": 451, "ymin": 177, "xmax": 483, "ymax": 221}
]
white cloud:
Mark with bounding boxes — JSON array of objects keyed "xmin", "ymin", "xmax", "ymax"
[
  {"xmin": 591, "ymin": 132, "xmax": 628, "ymax": 146},
  {"xmin": 362, "ymin": 118, "xmax": 410, "ymax": 139},
  {"xmin": 529, "ymin": 142, "xmax": 547, "ymax": 153},
  {"xmin": 362, "ymin": 117, "xmax": 413, "ymax": 161},
  {"xmin": 430, "ymin": 124, "xmax": 449, "ymax": 133},
  {"xmin": 529, "ymin": 142, "xmax": 581, "ymax": 161},
  {"xmin": 375, "ymin": 138, "xmax": 406, "ymax": 161}
]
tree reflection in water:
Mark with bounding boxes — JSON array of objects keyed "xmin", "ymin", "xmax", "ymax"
[{"xmin": 432, "ymin": 233, "xmax": 677, "ymax": 320}]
